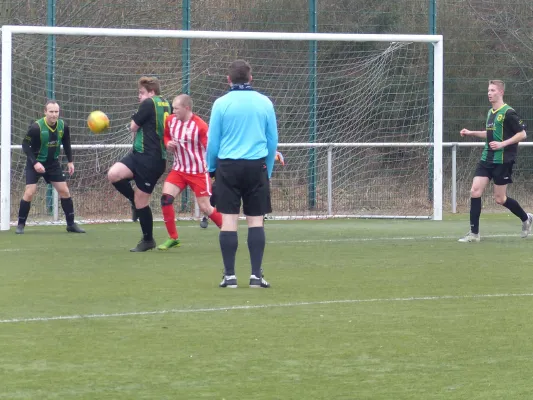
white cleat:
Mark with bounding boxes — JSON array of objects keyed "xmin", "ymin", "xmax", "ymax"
[
  {"xmin": 458, "ymin": 231, "xmax": 480, "ymax": 243},
  {"xmin": 521, "ymin": 213, "xmax": 533, "ymax": 238}
]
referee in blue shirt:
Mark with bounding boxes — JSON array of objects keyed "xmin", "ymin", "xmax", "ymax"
[{"xmin": 207, "ymin": 60, "xmax": 279, "ymax": 289}]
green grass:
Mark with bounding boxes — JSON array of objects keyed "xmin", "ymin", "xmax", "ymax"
[{"xmin": 1, "ymin": 215, "xmax": 533, "ymax": 399}]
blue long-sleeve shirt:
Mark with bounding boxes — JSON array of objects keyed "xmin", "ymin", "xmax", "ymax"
[{"xmin": 206, "ymin": 89, "xmax": 279, "ymax": 178}]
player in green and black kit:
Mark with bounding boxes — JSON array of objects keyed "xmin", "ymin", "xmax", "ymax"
[
  {"xmin": 16, "ymin": 100, "xmax": 85, "ymax": 234},
  {"xmin": 107, "ymin": 76, "xmax": 170, "ymax": 251},
  {"xmin": 459, "ymin": 80, "xmax": 531, "ymax": 242}
]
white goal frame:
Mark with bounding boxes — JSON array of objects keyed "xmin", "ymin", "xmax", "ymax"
[{"xmin": 0, "ymin": 25, "xmax": 443, "ymax": 230}]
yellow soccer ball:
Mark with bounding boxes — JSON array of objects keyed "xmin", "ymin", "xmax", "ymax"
[{"xmin": 87, "ymin": 110, "xmax": 110, "ymax": 134}]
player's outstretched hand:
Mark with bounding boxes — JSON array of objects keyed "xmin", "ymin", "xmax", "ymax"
[
  {"xmin": 460, "ymin": 128, "xmax": 472, "ymax": 137},
  {"xmin": 34, "ymin": 162, "xmax": 45, "ymax": 173}
]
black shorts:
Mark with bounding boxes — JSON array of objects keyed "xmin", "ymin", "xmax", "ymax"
[
  {"xmin": 120, "ymin": 152, "xmax": 166, "ymax": 194},
  {"xmin": 474, "ymin": 160, "xmax": 514, "ymax": 185},
  {"xmin": 25, "ymin": 160, "xmax": 66, "ymax": 184},
  {"xmin": 214, "ymin": 158, "xmax": 272, "ymax": 216}
]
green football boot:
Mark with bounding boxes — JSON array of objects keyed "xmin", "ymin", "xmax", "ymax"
[{"xmin": 157, "ymin": 238, "xmax": 181, "ymax": 251}]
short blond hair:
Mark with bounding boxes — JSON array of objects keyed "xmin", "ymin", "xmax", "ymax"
[
  {"xmin": 489, "ymin": 80, "xmax": 505, "ymax": 92},
  {"xmin": 173, "ymin": 94, "xmax": 193, "ymax": 109}
]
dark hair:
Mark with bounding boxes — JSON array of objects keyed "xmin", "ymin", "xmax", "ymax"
[
  {"xmin": 228, "ymin": 60, "xmax": 252, "ymax": 84},
  {"xmin": 44, "ymin": 99, "xmax": 59, "ymax": 111},
  {"xmin": 138, "ymin": 76, "xmax": 161, "ymax": 95}
]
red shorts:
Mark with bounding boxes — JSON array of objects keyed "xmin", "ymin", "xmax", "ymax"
[{"xmin": 165, "ymin": 170, "xmax": 212, "ymax": 197}]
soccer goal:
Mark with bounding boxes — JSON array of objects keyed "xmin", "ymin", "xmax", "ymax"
[{"xmin": 0, "ymin": 26, "xmax": 443, "ymax": 230}]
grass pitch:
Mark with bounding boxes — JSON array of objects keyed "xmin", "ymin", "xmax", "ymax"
[{"xmin": 1, "ymin": 215, "xmax": 533, "ymax": 399}]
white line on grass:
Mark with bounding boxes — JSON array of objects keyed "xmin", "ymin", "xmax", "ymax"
[
  {"xmin": 2, "ymin": 293, "xmax": 533, "ymax": 324},
  {"xmin": 0, "ymin": 233, "xmax": 523, "ymax": 254},
  {"xmin": 267, "ymin": 233, "xmax": 522, "ymax": 244}
]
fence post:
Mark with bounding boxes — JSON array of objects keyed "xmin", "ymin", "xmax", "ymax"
[
  {"xmin": 307, "ymin": 0, "xmax": 317, "ymax": 210},
  {"xmin": 327, "ymin": 146, "xmax": 333, "ymax": 215},
  {"xmin": 46, "ymin": 0, "xmax": 59, "ymax": 221},
  {"xmin": 452, "ymin": 143, "xmax": 457, "ymax": 213},
  {"xmin": 180, "ymin": 0, "xmax": 191, "ymax": 213}
]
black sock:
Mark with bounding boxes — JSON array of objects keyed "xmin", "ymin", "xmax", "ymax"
[
  {"xmin": 219, "ymin": 231, "xmax": 238, "ymax": 276},
  {"xmin": 503, "ymin": 197, "xmax": 528, "ymax": 221},
  {"xmin": 112, "ymin": 179, "xmax": 134, "ymax": 204},
  {"xmin": 18, "ymin": 199, "xmax": 31, "ymax": 226},
  {"xmin": 247, "ymin": 227, "xmax": 265, "ymax": 278},
  {"xmin": 136, "ymin": 206, "xmax": 153, "ymax": 241},
  {"xmin": 60, "ymin": 197, "xmax": 75, "ymax": 226},
  {"xmin": 470, "ymin": 197, "xmax": 481, "ymax": 234}
]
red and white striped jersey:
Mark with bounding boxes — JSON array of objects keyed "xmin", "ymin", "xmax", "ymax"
[{"xmin": 164, "ymin": 114, "xmax": 209, "ymax": 174}]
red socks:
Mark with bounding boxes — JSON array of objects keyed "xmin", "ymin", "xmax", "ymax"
[
  {"xmin": 162, "ymin": 204, "xmax": 178, "ymax": 239},
  {"xmin": 209, "ymin": 208, "xmax": 222, "ymax": 228}
]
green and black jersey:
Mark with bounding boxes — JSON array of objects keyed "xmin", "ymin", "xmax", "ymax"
[
  {"xmin": 481, "ymin": 104, "xmax": 527, "ymax": 164},
  {"xmin": 22, "ymin": 118, "xmax": 72, "ymax": 165},
  {"xmin": 131, "ymin": 96, "xmax": 171, "ymax": 160}
]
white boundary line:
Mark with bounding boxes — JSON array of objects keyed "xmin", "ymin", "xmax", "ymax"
[
  {"xmin": 2, "ymin": 293, "xmax": 532, "ymax": 324},
  {"xmin": 0, "ymin": 233, "xmax": 524, "ymax": 253}
]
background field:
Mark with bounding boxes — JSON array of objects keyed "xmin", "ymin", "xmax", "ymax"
[{"xmin": 1, "ymin": 216, "xmax": 533, "ymax": 399}]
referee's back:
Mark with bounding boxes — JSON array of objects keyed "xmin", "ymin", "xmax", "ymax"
[{"xmin": 207, "ymin": 72, "xmax": 278, "ymax": 178}]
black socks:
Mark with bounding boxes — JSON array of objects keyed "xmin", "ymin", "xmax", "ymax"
[
  {"xmin": 247, "ymin": 227, "xmax": 266, "ymax": 278},
  {"xmin": 112, "ymin": 179, "xmax": 135, "ymax": 203},
  {"xmin": 219, "ymin": 231, "xmax": 238, "ymax": 276},
  {"xmin": 60, "ymin": 197, "xmax": 75, "ymax": 226},
  {"xmin": 17, "ymin": 199, "xmax": 31, "ymax": 226},
  {"xmin": 470, "ymin": 197, "xmax": 481, "ymax": 234},
  {"xmin": 503, "ymin": 197, "xmax": 528, "ymax": 222},
  {"xmin": 136, "ymin": 206, "xmax": 153, "ymax": 241}
]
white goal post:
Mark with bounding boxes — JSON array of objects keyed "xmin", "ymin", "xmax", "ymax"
[{"xmin": 1, "ymin": 25, "xmax": 443, "ymax": 230}]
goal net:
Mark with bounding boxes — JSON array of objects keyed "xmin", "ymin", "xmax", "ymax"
[{"xmin": 1, "ymin": 26, "xmax": 443, "ymax": 230}]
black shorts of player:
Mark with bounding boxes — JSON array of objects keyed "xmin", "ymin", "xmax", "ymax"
[
  {"xmin": 120, "ymin": 152, "xmax": 166, "ymax": 194},
  {"xmin": 474, "ymin": 160, "xmax": 514, "ymax": 185},
  {"xmin": 25, "ymin": 160, "xmax": 66, "ymax": 185},
  {"xmin": 214, "ymin": 158, "xmax": 272, "ymax": 216}
]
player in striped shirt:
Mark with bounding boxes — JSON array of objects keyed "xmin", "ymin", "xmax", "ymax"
[{"xmin": 158, "ymin": 94, "xmax": 223, "ymax": 250}]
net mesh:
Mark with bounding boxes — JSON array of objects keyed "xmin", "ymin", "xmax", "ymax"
[{"xmin": 8, "ymin": 32, "xmax": 434, "ymax": 224}]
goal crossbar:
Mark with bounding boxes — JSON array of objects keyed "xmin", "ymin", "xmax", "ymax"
[{"xmin": 2, "ymin": 25, "xmax": 442, "ymax": 42}]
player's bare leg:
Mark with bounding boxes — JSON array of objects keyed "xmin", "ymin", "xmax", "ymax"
[
  {"xmin": 52, "ymin": 181, "xmax": 85, "ymax": 233},
  {"xmin": 158, "ymin": 181, "xmax": 182, "ymax": 250},
  {"xmin": 16, "ymin": 184, "xmax": 38, "ymax": 234},
  {"xmin": 108, "ymin": 162, "xmax": 137, "ymax": 222},
  {"xmin": 458, "ymin": 176, "xmax": 489, "ymax": 243},
  {"xmin": 197, "ymin": 196, "xmax": 222, "ymax": 229}
]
